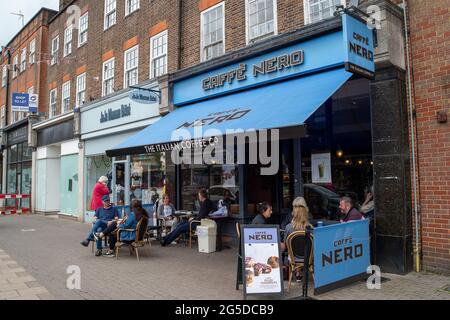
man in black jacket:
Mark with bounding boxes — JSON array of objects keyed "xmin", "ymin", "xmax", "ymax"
[{"xmin": 160, "ymin": 188, "xmax": 215, "ymax": 246}]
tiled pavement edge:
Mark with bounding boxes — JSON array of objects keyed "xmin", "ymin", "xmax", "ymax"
[{"xmin": 0, "ymin": 248, "xmax": 54, "ymax": 300}]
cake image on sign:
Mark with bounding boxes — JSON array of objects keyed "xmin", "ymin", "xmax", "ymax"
[
  {"xmin": 253, "ymin": 263, "xmax": 272, "ymax": 276},
  {"xmin": 267, "ymin": 256, "xmax": 279, "ymax": 269},
  {"xmin": 245, "ymin": 269, "xmax": 254, "ymax": 287},
  {"xmin": 245, "ymin": 257, "xmax": 256, "ymax": 268}
]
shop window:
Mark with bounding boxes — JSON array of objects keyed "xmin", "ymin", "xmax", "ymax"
[
  {"xmin": 304, "ymin": 0, "xmax": 344, "ymax": 25},
  {"xmin": 78, "ymin": 13, "xmax": 89, "ymax": 47},
  {"xmin": 150, "ymin": 30, "xmax": 168, "ymax": 79},
  {"xmin": 104, "ymin": 0, "xmax": 117, "ymax": 30},
  {"xmin": 246, "ymin": 0, "xmax": 277, "ymax": 44},
  {"xmin": 124, "ymin": 45, "xmax": 139, "ymax": 88},
  {"xmin": 86, "ymin": 155, "xmax": 112, "ymax": 210},
  {"xmin": 130, "ymin": 152, "xmax": 176, "ymax": 207},
  {"xmin": 201, "ymin": 3, "xmax": 225, "ymax": 62},
  {"xmin": 180, "ymin": 164, "xmax": 239, "ymax": 212}
]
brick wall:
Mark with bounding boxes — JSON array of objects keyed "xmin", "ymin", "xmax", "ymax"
[{"xmin": 407, "ymin": 0, "xmax": 450, "ymax": 273}]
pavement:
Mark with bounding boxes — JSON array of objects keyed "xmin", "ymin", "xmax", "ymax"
[{"xmin": 0, "ymin": 214, "xmax": 449, "ymax": 300}]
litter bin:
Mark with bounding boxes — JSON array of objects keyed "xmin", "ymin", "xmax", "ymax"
[{"xmin": 197, "ymin": 219, "xmax": 217, "ymax": 253}]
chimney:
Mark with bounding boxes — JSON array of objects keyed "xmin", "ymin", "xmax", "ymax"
[{"xmin": 59, "ymin": 0, "xmax": 73, "ymax": 11}]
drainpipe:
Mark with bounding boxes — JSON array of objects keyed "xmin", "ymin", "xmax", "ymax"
[{"xmin": 402, "ymin": 0, "xmax": 421, "ymax": 273}]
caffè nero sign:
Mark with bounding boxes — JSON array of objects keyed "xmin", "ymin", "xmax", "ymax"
[{"xmin": 202, "ymin": 50, "xmax": 305, "ymax": 91}]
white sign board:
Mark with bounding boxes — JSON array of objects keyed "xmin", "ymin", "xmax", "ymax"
[{"xmin": 311, "ymin": 153, "xmax": 332, "ymax": 184}]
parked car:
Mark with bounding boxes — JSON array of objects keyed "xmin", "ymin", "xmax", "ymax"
[
  {"xmin": 208, "ymin": 185, "xmax": 239, "ymax": 205},
  {"xmin": 303, "ymin": 184, "xmax": 341, "ymax": 220}
]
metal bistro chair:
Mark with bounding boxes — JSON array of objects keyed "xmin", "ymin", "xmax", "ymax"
[
  {"xmin": 286, "ymin": 230, "xmax": 314, "ymax": 292},
  {"xmin": 235, "ymin": 222, "xmax": 243, "ymax": 290},
  {"xmin": 115, "ymin": 217, "xmax": 149, "ymax": 261},
  {"xmin": 188, "ymin": 220, "xmax": 202, "ymax": 248}
]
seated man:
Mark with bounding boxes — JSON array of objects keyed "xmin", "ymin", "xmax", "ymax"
[
  {"xmin": 160, "ymin": 188, "xmax": 215, "ymax": 246},
  {"xmin": 80, "ymin": 195, "xmax": 120, "ymax": 256},
  {"xmin": 339, "ymin": 196, "xmax": 364, "ymax": 223}
]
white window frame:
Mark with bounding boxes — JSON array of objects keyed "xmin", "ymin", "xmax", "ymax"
[
  {"xmin": 150, "ymin": 30, "xmax": 168, "ymax": 79},
  {"xmin": 29, "ymin": 39, "xmax": 36, "ymax": 64},
  {"xmin": 303, "ymin": 0, "xmax": 345, "ymax": 25},
  {"xmin": 12, "ymin": 56, "xmax": 18, "ymax": 78},
  {"xmin": 124, "ymin": 45, "xmax": 139, "ymax": 89},
  {"xmin": 76, "ymin": 73, "xmax": 87, "ymax": 108},
  {"xmin": 62, "ymin": 81, "xmax": 71, "ymax": 113},
  {"xmin": 64, "ymin": 25, "xmax": 73, "ymax": 57},
  {"xmin": 0, "ymin": 105, "xmax": 5, "ymax": 128},
  {"xmin": 49, "ymin": 88, "xmax": 58, "ymax": 118},
  {"xmin": 1, "ymin": 66, "xmax": 7, "ymax": 87},
  {"xmin": 104, "ymin": 0, "xmax": 117, "ymax": 30},
  {"xmin": 200, "ymin": 2, "xmax": 226, "ymax": 62},
  {"xmin": 245, "ymin": 0, "xmax": 278, "ymax": 44},
  {"xmin": 102, "ymin": 58, "xmax": 115, "ymax": 97},
  {"xmin": 78, "ymin": 12, "xmax": 89, "ymax": 47},
  {"xmin": 125, "ymin": 0, "xmax": 140, "ymax": 16},
  {"xmin": 51, "ymin": 36, "xmax": 59, "ymax": 66},
  {"xmin": 20, "ymin": 48, "xmax": 27, "ymax": 72}
]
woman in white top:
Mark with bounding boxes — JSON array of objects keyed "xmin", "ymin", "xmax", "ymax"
[{"xmin": 157, "ymin": 194, "xmax": 178, "ymax": 233}]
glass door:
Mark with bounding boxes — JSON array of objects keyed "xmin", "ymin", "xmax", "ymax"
[{"xmin": 112, "ymin": 157, "xmax": 130, "ymax": 207}]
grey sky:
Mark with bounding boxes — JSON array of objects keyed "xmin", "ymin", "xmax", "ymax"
[{"xmin": 0, "ymin": 0, "xmax": 59, "ymax": 48}]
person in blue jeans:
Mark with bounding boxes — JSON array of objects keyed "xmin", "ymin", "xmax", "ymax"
[
  {"xmin": 80, "ymin": 195, "xmax": 120, "ymax": 256},
  {"xmin": 160, "ymin": 188, "xmax": 215, "ymax": 246}
]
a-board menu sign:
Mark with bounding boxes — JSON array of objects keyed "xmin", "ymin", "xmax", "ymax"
[{"xmin": 241, "ymin": 225, "xmax": 284, "ymax": 299}]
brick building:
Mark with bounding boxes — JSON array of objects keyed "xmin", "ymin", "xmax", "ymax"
[{"xmin": 0, "ymin": 0, "xmax": 448, "ymax": 274}]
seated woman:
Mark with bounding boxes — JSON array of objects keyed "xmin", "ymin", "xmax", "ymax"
[
  {"xmin": 281, "ymin": 197, "xmax": 313, "ymax": 252},
  {"xmin": 157, "ymin": 194, "xmax": 179, "ymax": 234},
  {"xmin": 103, "ymin": 201, "xmax": 149, "ymax": 257}
]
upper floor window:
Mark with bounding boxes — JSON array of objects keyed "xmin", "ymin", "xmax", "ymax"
[
  {"xmin": 76, "ymin": 73, "xmax": 86, "ymax": 108},
  {"xmin": 62, "ymin": 81, "xmax": 71, "ymax": 113},
  {"xmin": 104, "ymin": 0, "xmax": 117, "ymax": 30},
  {"xmin": 49, "ymin": 88, "xmax": 57, "ymax": 118},
  {"xmin": 304, "ymin": 0, "xmax": 343, "ymax": 25},
  {"xmin": 150, "ymin": 30, "xmax": 168, "ymax": 79},
  {"xmin": 78, "ymin": 13, "xmax": 89, "ymax": 47},
  {"xmin": 64, "ymin": 25, "xmax": 73, "ymax": 57},
  {"xmin": 29, "ymin": 39, "xmax": 36, "ymax": 64},
  {"xmin": 246, "ymin": 0, "xmax": 277, "ymax": 44},
  {"xmin": 1, "ymin": 66, "xmax": 6, "ymax": 87},
  {"xmin": 125, "ymin": 0, "xmax": 140, "ymax": 16},
  {"xmin": 12, "ymin": 56, "xmax": 18, "ymax": 78},
  {"xmin": 124, "ymin": 45, "xmax": 139, "ymax": 88},
  {"xmin": 0, "ymin": 105, "xmax": 5, "ymax": 128},
  {"xmin": 20, "ymin": 48, "xmax": 27, "ymax": 72},
  {"xmin": 51, "ymin": 36, "xmax": 59, "ymax": 65},
  {"xmin": 201, "ymin": 3, "xmax": 225, "ymax": 62},
  {"xmin": 102, "ymin": 58, "xmax": 115, "ymax": 96}
]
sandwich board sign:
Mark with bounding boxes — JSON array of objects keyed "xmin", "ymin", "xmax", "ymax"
[{"xmin": 240, "ymin": 225, "xmax": 284, "ymax": 299}]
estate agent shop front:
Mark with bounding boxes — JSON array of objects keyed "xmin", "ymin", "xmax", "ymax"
[{"xmin": 107, "ymin": 7, "xmax": 414, "ymax": 275}]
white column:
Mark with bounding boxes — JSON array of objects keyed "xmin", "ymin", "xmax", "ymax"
[{"xmin": 78, "ymin": 141, "xmax": 85, "ymax": 223}]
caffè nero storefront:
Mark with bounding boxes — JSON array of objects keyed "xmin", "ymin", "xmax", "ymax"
[{"xmin": 107, "ymin": 9, "xmax": 413, "ymax": 274}]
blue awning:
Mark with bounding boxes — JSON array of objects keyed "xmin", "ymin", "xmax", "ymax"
[{"xmin": 106, "ymin": 68, "xmax": 352, "ymax": 157}]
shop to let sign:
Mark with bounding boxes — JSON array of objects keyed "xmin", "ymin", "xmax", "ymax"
[
  {"xmin": 241, "ymin": 225, "xmax": 284, "ymax": 299},
  {"xmin": 313, "ymin": 219, "xmax": 371, "ymax": 295},
  {"xmin": 12, "ymin": 93, "xmax": 29, "ymax": 112}
]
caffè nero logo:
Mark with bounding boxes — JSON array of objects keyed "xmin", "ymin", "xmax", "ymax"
[
  {"xmin": 202, "ymin": 50, "xmax": 305, "ymax": 91},
  {"xmin": 100, "ymin": 104, "xmax": 131, "ymax": 123}
]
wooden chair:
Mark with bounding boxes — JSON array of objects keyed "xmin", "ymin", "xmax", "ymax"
[
  {"xmin": 115, "ymin": 218, "xmax": 149, "ymax": 261},
  {"xmin": 286, "ymin": 231, "xmax": 314, "ymax": 292},
  {"xmin": 188, "ymin": 220, "xmax": 201, "ymax": 248}
]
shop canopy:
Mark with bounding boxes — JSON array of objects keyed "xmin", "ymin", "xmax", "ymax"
[{"xmin": 106, "ymin": 67, "xmax": 352, "ymax": 157}]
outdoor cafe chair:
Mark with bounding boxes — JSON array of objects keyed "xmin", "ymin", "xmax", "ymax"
[
  {"xmin": 188, "ymin": 219, "xmax": 202, "ymax": 248},
  {"xmin": 115, "ymin": 217, "xmax": 149, "ymax": 261},
  {"xmin": 286, "ymin": 230, "xmax": 314, "ymax": 292}
]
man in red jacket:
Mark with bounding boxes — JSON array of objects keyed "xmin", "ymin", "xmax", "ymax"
[
  {"xmin": 339, "ymin": 196, "xmax": 364, "ymax": 223},
  {"xmin": 91, "ymin": 176, "xmax": 110, "ymax": 211}
]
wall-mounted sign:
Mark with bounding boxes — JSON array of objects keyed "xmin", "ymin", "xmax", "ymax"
[
  {"xmin": 241, "ymin": 225, "xmax": 284, "ymax": 299},
  {"xmin": 12, "ymin": 93, "xmax": 29, "ymax": 112},
  {"xmin": 28, "ymin": 94, "xmax": 39, "ymax": 113},
  {"xmin": 100, "ymin": 104, "xmax": 131, "ymax": 123},
  {"xmin": 7, "ymin": 125, "xmax": 28, "ymax": 146},
  {"xmin": 311, "ymin": 153, "xmax": 332, "ymax": 184},
  {"xmin": 313, "ymin": 219, "xmax": 370, "ymax": 295},
  {"xmin": 129, "ymin": 89, "xmax": 159, "ymax": 104},
  {"xmin": 343, "ymin": 13, "xmax": 375, "ymax": 79}
]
